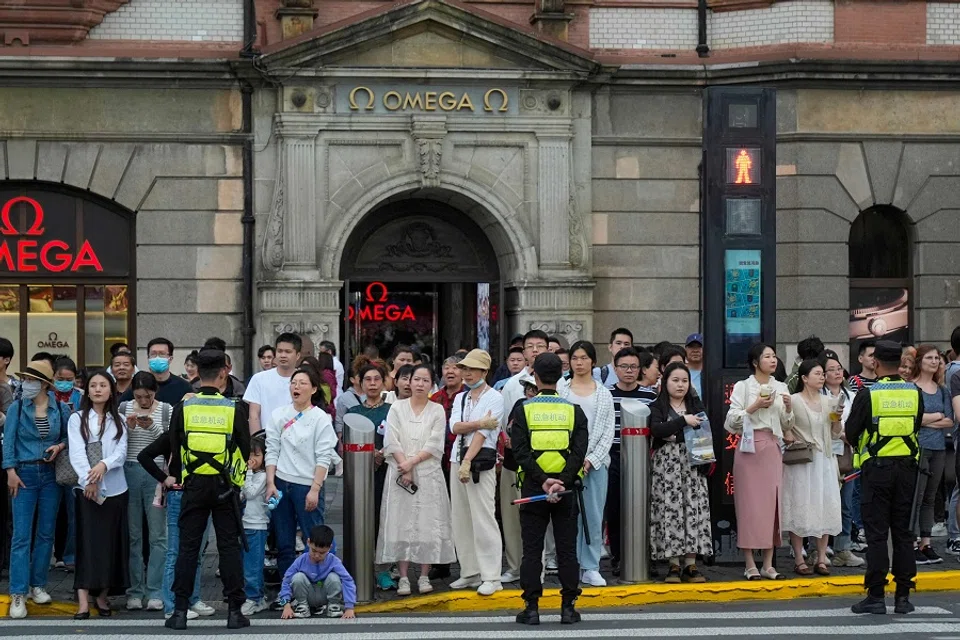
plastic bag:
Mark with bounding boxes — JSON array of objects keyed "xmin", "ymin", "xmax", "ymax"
[{"xmin": 684, "ymin": 416, "xmax": 716, "ymax": 467}]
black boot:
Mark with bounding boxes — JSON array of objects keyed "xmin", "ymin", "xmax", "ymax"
[
  {"xmin": 560, "ymin": 601, "xmax": 582, "ymax": 625},
  {"xmin": 516, "ymin": 601, "xmax": 540, "ymax": 625},
  {"xmin": 851, "ymin": 594, "xmax": 886, "ymax": 615},
  {"xmin": 227, "ymin": 608, "xmax": 251, "ymax": 629},
  {"xmin": 164, "ymin": 610, "xmax": 188, "ymax": 631},
  {"xmin": 894, "ymin": 587, "xmax": 915, "ymax": 615}
]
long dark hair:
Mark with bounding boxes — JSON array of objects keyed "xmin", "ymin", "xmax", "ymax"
[
  {"xmin": 794, "ymin": 359, "xmax": 823, "ymax": 393},
  {"xmin": 653, "ymin": 362, "xmax": 699, "ymax": 415},
  {"xmin": 79, "ymin": 369, "xmax": 124, "ymax": 443},
  {"xmin": 291, "ymin": 367, "xmax": 326, "ymax": 410}
]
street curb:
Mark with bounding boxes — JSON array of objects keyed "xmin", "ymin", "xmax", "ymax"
[
  {"xmin": 352, "ymin": 570, "xmax": 960, "ymax": 614},
  {"xmin": 3, "ymin": 571, "xmax": 960, "ymax": 617}
]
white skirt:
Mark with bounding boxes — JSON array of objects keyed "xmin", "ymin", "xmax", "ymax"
[{"xmin": 780, "ymin": 449, "xmax": 842, "ymax": 538}]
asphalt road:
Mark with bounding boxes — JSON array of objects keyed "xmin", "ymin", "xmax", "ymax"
[{"xmin": 5, "ymin": 594, "xmax": 960, "ymax": 639}]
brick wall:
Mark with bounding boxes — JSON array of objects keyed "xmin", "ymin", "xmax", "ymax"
[
  {"xmin": 589, "ymin": 8, "xmax": 697, "ymax": 50},
  {"xmin": 708, "ymin": 0, "xmax": 833, "ymax": 49},
  {"xmin": 927, "ymin": 2, "xmax": 960, "ymax": 45},
  {"xmin": 88, "ymin": 0, "xmax": 243, "ymax": 42},
  {"xmin": 834, "ymin": 0, "xmax": 924, "ymax": 44}
]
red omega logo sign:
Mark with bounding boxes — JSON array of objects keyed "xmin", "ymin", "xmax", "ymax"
[
  {"xmin": 347, "ymin": 282, "xmax": 417, "ymax": 322},
  {"xmin": 0, "ymin": 196, "xmax": 103, "ymax": 272}
]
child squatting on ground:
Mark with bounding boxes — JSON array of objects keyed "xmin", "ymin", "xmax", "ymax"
[{"xmin": 278, "ymin": 525, "xmax": 357, "ymax": 620}]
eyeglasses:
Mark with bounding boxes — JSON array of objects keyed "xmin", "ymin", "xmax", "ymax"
[{"xmin": 616, "ymin": 364, "xmax": 640, "ymax": 372}]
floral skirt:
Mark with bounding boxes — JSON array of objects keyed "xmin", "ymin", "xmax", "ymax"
[{"xmin": 649, "ymin": 442, "xmax": 713, "ymax": 560}]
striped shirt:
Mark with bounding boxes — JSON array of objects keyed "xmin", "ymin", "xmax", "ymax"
[
  {"xmin": 849, "ymin": 374, "xmax": 877, "ymax": 391},
  {"xmin": 609, "ymin": 384, "xmax": 658, "ymax": 451},
  {"xmin": 122, "ymin": 401, "xmax": 170, "ymax": 463},
  {"xmin": 36, "ymin": 415, "xmax": 50, "ymax": 440}
]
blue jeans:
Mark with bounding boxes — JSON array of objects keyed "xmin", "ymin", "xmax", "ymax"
[
  {"xmin": 949, "ymin": 486, "xmax": 959, "ymax": 540},
  {"xmin": 243, "ymin": 529, "xmax": 268, "ymax": 601},
  {"xmin": 577, "ymin": 464, "xmax": 608, "ymax": 572},
  {"xmin": 59, "ymin": 483, "xmax": 76, "ymax": 565},
  {"xmin": 836, "ymin": 476, "xmax": 855, "ymax": 551},
  {"xmin": 162, "ymin": 490, "xmax": 205, "ymax": 614},
  {"xmin": 9, "ymin": 463, "xmax": 60, "ymax": 595},
  {"xmin": 125, "ymin": 462, "xmax": 167, "ymax": 601},
  {"xmin": 274, "ymin": 478, "xmax": 325, "ymax": 577}
]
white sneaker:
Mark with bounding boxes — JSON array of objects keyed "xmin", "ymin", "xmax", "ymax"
[
  {"xmin": 932, "ymin": 522, "xmax": 949, "ymax": 538},
  {"xmin": 396, "ymin": 577, "xmax": 411, "ymax": 596},
  {"xmin": 29, "ymin": 587, "xmax": 52, "ymax": 605},
  {"xmin": 418, "ymin": 576, "xmax": 433, "ymax": 594},
  {"xmin": 125, "ymin": 598, "xmax": 143, "ymax": 611},
  {"xmin": 146, "ymin": 599, "xmax": 164, "ymax": 611},
  {"xmin": 581, "ymin": 570, "xmax": 607, "ymax": 587},
  {"xmin": 292, "ymin": 602, "xmax": 311, "ymax": 618},
  {"xmin": 601, "ymin": 545, "xmax": 610, "ymax": 559},
  {"xmin": 832, "ymin": 550, "xmax": 866, "ymax": 568},
  {"xmin": 826, "ymin": 546, "xmax": 834, "ymax": 558},
  {"xmin": 9, "ymin": 594, "xmax": 27, "ymax": 619},
  {"xmin": 545, "ymin": 560, "xmax": 558, "ymax": 574},
  {"xmin": 240, "ymin": 598, "xmax": 267, "ymax": 616},
  {"xmin": 449, "ymin": 575, "xmax": 482, "ymax": 590},
  {"xmin": 477, "ymin": 581, "xmax": 503, "ymax": 596},
  {"xmin": 500, "ymin": 570, "xmax": 520, "ymax": 584},
  {"xmin": 190, "ymin": 601, "xmax": 215, "ymax": 616},
  {"xmin": 165, "ymin": 610, "xmax": 200, "ymax": 620},
  {"xmin": 295, "ymin": 537, "xmax": 305, "ymax": 553}
]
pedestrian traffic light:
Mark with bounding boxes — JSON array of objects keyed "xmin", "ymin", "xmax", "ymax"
[{"xmin": 726, "ymin": 148, "xmax": 760, "ymax": 185}]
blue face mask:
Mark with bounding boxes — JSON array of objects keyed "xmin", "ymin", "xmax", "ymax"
[
  {"xmin": 465, "ymin": 378, "xmax": 485, "ymax": 390},
  {"xmin": 148, "ymin": 357, "xmax": 170, "ymax": 374},
  {"xmin": 54, "ymin": 380, "xmax": 75, "ymax": 394}
]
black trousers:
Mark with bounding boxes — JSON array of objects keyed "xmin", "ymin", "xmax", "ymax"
[
  {"xmin": 519, "ymin": 483, "xmax": 581, "ymax": 604},
  {"xmin": 861, "ymin": 457, "xmax": 918, "ymax": 596},
  {"xmin": 173, "ymin": 476, "xmax": 245, "ymax": 610},
  {"xmin": 604, "ymin": 453, "xmax": 622, "ymax": 563}
]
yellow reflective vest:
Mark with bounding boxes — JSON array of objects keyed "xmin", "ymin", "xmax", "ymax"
[
  {"xmin": 520, "ymin": 394, "xmax": 577, "ymax": 482},
  {"xmin": 181, "ymin": 392, "xmax": 246, "ymax": 487},
  {"xmin": 854, "ymin": 377, "xmax": 920, "ymax": 469}
]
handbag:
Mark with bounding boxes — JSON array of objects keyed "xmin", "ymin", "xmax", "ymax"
[
  {"xmin": 458, "ymin": 394, "xmax": 498, "ymax": 480},
  {"xmin": 837, "ymin": 443, "xmax": 853, "ymax": 474},
  {"xmin": 55, "ymin": 440, "xmax": 103, "ymax": 487},
  {"xmin": 782, "ymin": 440, "xmax": 814, "ymax": 465}
]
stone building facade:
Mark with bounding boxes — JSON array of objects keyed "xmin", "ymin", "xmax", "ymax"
[{"xmin": 1, "ymin": 0, "xmax": 959, "ymax": 377}]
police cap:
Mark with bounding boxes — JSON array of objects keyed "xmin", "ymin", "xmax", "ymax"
[
  {"xmin": 533, "ymin": 352, "xmax": 563, "ymax": 385},
  {"xmin": 873, "ymin": 340, "xmax": 903, "ymax": 365}
]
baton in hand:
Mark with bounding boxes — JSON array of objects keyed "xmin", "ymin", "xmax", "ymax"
[{"xmin": 512, "ymin": 490, "xmax": 573, "ymax": 505}]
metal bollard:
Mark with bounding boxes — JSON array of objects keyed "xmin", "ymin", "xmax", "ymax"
[
  {"xmin": 342, "ymin": 413, "xmax": 376, "ymax": 604},
  {"xmin": 620, "ymin": 399, "xmax": 651, "ymax": 584}
]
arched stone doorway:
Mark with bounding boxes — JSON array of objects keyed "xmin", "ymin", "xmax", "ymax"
[{"xmin": 340, "ymin": 194, "xmax": 502, "ymax": 366}]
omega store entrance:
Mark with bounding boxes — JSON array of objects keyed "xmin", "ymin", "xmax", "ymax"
[
  {"xmin": 339, "ymin": 200, "xmax": 502, "ymax": 369},
  {"xmin": 0, "ymin": 183, "xmax": 134, "ymax": 370}
]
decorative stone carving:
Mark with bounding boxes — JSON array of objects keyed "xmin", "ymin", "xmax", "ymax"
[
  {"xmin": 385, "ymin": 221, "xmax": 452, "ymax": 259},
  {"xmin": 273, "ymin": 321, "xmax": 301, "ymax": 335},
  {"xmin": 0, "ymin": 1, "xmax": 128, "ymax": 46},
  {"xmin": 304, "ymin": 322, "xmax": 331, "ymax": 348},
  {"xmin": 567, "ymin": 193, "xmax": 585, "ymax": 268},
  {"xmin": 262, "ymin": 147, "xmax": 285, "ymax": 271},
  {"xmin": 519, "ymin": 89, "xmax": 568, "ymax": 116},
  {"xmin": 536, "ymin": 133, "xmax": 572, "ymax": 267},
  {"xmin": 527, "ymin": 319, "xmax": 585, "ymax": 346},
  {"xmin": 416, "ymin": 138, "xmax": 442, "ymax": 187}
]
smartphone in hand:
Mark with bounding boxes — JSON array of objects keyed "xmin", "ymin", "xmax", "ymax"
[{"xmin": 396, "ymin": 476, "xmax": 418, "ymax": 495}]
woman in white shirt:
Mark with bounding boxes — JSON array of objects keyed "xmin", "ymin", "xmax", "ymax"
[
  {"xmin": 560, "ymin": 341, "xmax": 614, "ymax": 587},
  {"xmin": 68, "ymin": 371, "xmax": 129, "ymax": 619},
  {"xmin": 724, "ymin": 343, "xmax": 795, "ymax": 581},
  {"xmin": 449, "ymin": 349, "xmax": 504, "ymax": 596},
  {"xmin": 265, "ymin": 368, "xmax": 339, "ymax": 578},
  {"xmin": 377, "ymin": 364, "xmax": 456, "ymax": 596}
]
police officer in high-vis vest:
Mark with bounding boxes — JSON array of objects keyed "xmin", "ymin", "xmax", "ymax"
[
  {"xmin": 166, "ymin": 349, "xmax": 250, "ymax": 631},
  {"xmin": 845, "ymin": 340, "xmax": 924, "ymax": 616},
  {"xmin": 510, "ymin": 352, "xmax": 588, "ymax": 626}
]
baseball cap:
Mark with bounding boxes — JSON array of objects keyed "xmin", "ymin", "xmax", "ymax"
[{"xmin": 685, "ymin": 333, "xmax": 704, "ymax": 346}]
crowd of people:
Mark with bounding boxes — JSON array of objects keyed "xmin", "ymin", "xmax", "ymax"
[{"xmin": 2, "ymin": 323, "xmax": 959, "ymax": 623}]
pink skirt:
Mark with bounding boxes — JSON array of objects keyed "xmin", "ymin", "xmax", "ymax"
[{"xmin": 733, "ymin": 430, "xmax": 782, "ymax": 550}]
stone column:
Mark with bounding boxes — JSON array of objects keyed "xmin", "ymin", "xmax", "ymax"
[
  {"xmin": 282, "ymin": 130, "xmax": 318, "ymax": 268},
  {"xmin": 536, "ymin": 132, "xmax": 572, "ymax": 268}
]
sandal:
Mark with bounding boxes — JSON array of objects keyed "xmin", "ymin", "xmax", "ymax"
[
  {"xmin": 794, "ymin": 563, "xmax": 813, "ymax": 576},
  {"xmin": 744, "ymin": 567, "xmax": 762, "ymax": 581},
  {"xmin": 760, "ymin": 567, "xmax": 786, "ymax": 580},
  {"xmin": 814, "ymin": 562, "xmax": 831, "ymax": 576}
]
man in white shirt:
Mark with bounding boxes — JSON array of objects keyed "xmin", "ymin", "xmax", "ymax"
[
  {"xmin": 319, "ymin": 340, "xmax": 344, "ymax": 392},
  {"xmin": 243, "ymin": 333, "xmax": 301, "ymax": 435},
  {"xmin": 498, "ymin": 329, "xmax": 550, "ymax": 584}
]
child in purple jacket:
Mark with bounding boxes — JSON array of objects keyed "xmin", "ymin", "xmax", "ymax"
[{"xmin": 278, "ymin": 525, "xmax": 357, "ymax": 620}]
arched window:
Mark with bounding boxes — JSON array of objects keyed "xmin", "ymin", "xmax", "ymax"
[
  {"xmin": 848, "ymin": 205, "xmax": 911, "ymax": 359},
  {"xmin": 0, "ymin": 182, "xmax": 134, "ymax": 370}
]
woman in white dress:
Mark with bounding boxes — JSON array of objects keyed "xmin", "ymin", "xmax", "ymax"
[
  {"xmin": 377, "ymin": 363, "xmax": 456, "ymax": 596},
  {"xmin": 783, "ymin": 359, "xmax": 842, "ymax": 576}
]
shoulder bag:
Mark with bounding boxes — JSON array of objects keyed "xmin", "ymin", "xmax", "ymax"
[
  {"xmin": 54, "ymin": 408, "xmax": 105, "ymax": 486},
  {"xmin": 458, "ymin": 393, "xmax": 498, "ymax": 480}
]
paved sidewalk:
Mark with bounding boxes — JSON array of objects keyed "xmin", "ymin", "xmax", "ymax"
[{"xmin": 3, "ymin": 475, "xmax": 960, "ymax": 614}]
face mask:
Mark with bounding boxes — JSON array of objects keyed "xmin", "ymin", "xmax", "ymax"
[
  {"xmin": 21, "ymin": 379, "xmax": 43, "ymax": 400},
  {"xmin": 148, "ymin": 357, "xmax": 170, "ymax": 374},
  {"xmin": 465, "ymin": 378, "xmax": 485, "ymax": 390},
  {"xmin": 54, "ymin": 380, "xmax": 75, "ymax": 394}
]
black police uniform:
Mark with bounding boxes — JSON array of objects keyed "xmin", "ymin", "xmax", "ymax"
[
  {"xmin": 510, "ymin": 389, "xmax": 589, "ymax": 623},
  {"xmin": 167, "ymin": 387, "xmax": 250, "ymax": 628},
  {"xmin": 845, "ymin": 345, "xmax": 923, "ymax": 613}
]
